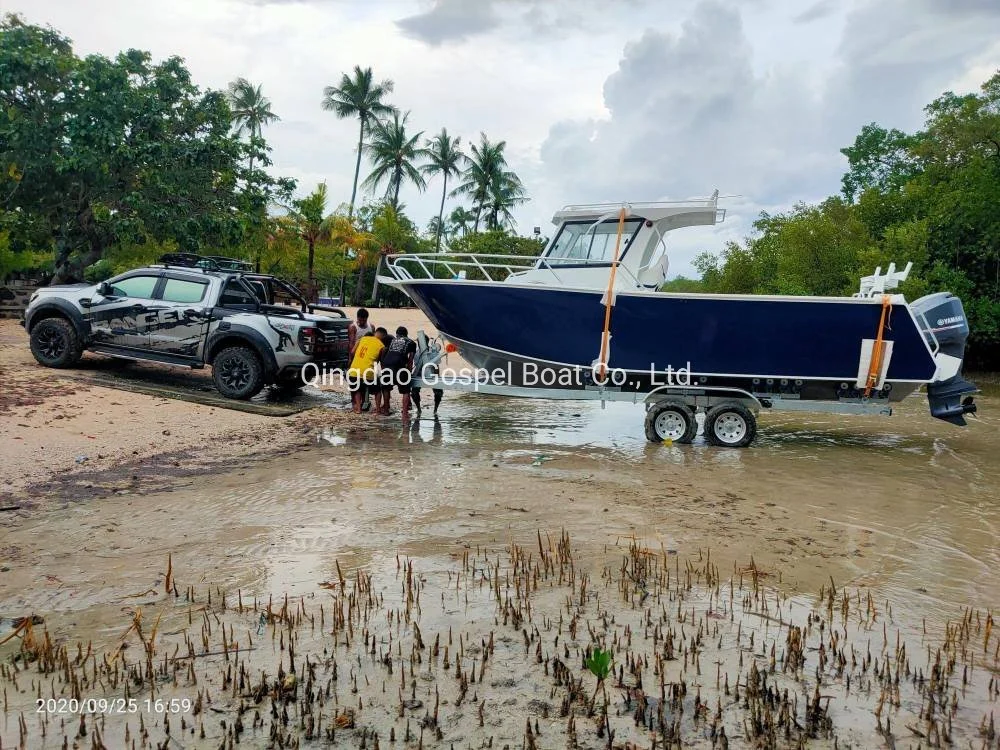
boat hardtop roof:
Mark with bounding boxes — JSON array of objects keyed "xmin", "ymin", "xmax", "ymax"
[{"xmin": 552, "ymin": 191, "xmax": 725, "ymax": 225}]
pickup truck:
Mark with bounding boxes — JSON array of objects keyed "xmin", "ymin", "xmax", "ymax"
[{"xmin": 21, "ymin": 257, "xmax": 351, "ymax": 399}]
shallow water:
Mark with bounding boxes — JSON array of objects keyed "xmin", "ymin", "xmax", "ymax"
[
  {"xmin": 400, "ymin": 389, "xmax": 1000, "ymax": 606},
  {"xmin": 1, "ymin": 387, "xmax": 998, "ymax": 746}
]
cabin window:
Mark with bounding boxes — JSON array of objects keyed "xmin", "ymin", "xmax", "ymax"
[{"xmin": 545, "ymin": 219, "xmax": 643, "ymax": 265}]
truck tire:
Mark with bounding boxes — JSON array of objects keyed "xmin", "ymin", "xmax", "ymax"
[
  {"xmin": 212, "ymin": 346, "xmax": 265, "ymax": 400},
  {"xmin": 29, "ymin": 317, "xmax": 83, "ymax": 368}
]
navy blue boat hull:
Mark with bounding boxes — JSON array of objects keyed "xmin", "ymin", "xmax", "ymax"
[{"xmin": 394, "ymin": 280, "xmax": 938, "ymax": 391}]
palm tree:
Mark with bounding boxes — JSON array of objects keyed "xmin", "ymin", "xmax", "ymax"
[
  {"xmin": 227, "ymin": 78, "xmax": 281, "ymax": 272},
  {"xmin": 447, "ymin": 206, "xmax": 477, "ymax": 239},
  {"xmin": 327, "ymin": 212, "xmax": 375, "ymax": 304},
  {"xmin": 347, "ymin": 204, "xmax": 409, "ymax": 304},
  {"xmin": 288, "ymin": 182, "xmax": 333, "ymax": 296},
  {"xmin": 362, "ymin": 111, "xmax": 426, "ymax": 209},
  {"xmin": 227, "ymin": 78, "xmax": 280, "ymax": 177},
  {"xmin": 421, "ymin": 129, "xmax": 467, "ymax": 252},
  {"xmin": 451, "ymin": 133, "xmax": 519, "ymax": 232},
  {"xmin": 321, "ymin": 66, "xmax": 396, "ymax": 219},
  {"xmin": 426, "ymin": 216, "xmax": 446, "ymax": 242},
  {"xmin": 484, "ymin": 172, "xmax": 527, "ymax": 231}
]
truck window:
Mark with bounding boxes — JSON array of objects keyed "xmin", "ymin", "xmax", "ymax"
[
  {"xmin": 110, "ymin": 275, "xmax": 159, "ymax": 299},
  {"xmin": 161, "ymin": 278, "xmax": 208, "ymax": 303},
  {"xmin": 219, "ymin": 280, "xmax": 259, "ymax": 309}
]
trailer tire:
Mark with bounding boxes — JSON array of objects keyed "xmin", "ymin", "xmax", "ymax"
[
  {"xmin": 645, "ymin": 400, "xmax": 698, "ymax": 444},
  {"xmin": 705, "ymin": 402, "xmax": 756, "ymax": 448}
]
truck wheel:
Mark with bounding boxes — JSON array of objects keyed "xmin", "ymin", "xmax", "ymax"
[
  {"xmin": 29, "ymin": 317, "xmax": 83, "ymax": 368},
  {"xmin": 704, "ymin": 402, "xmax": 757, "ymax": 448},
  {"xmin": 645, "ymin": 400, "xmax": 698, "ymax": 443},
  {"xmin": 213, "ymin": 346, "xmax": 264, "ymax": 399}
]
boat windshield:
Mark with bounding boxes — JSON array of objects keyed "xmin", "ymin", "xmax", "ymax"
[{"xmin": 544, "ymin": 219, "xmax": 644, "ymax": 266}]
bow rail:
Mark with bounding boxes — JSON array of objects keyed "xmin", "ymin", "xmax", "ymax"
[{"xmin": 381, "ymin": 252, "xmax": 645, "ymax": 288}]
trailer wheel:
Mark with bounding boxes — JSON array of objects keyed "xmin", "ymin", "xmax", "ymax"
[
  {"xmin": 704, "ymin": 402, "xmax": 756, "ymax": 448},
  {"xmin": 645, "ymin": 400, "xmax": 698, "ymax": 444}
]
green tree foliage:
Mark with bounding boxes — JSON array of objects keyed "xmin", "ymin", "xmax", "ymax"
[
  {"xmin": 0, "ymin": 16, "xmax": 291, "ymax": 283},
  {"xmin": 694, "ymin": 69, "xmax": 1000, "ymax": 368},
  {"xmin": 321, "ymin": 66, "xmax": 395, "ymax": 219},
  {"xmin": 447, "ymin": 229, "xmax": 544, "ymax": 258},
  {"xmin": 258, "ymin": 215, "xmax": 353, "ymax": 297},
  {"xmin": 422, "ymin": 129, "xmax": 466, "ymax": 252},
  {"xmin": 840, "ymin": 124, "xmax": 920, "ymax": 201},
  {"xmin": 451, "ymin": 133, "xmax": 525, "ymax": 232},
  {"xmin": 447, "ymin": 206, "xmax": 477, "ymax": 240},
  {"xmin": 0, "ymin": 229, "xmax": 50, "ymax": 280},
  {"xmin": 226, "ymin": 77, "xmax": 290, "ymax": 271},
  {"xmin": 286, "ymin": 182, "xmax": 334, "ymax": 294},
  {"xmin": 362, "ymin": 111, "xmax": 426, "ymax": 210},
  {"xmin": 659, "ymin": 275, "xmax": 705, "ymax": 293},
  {"xmin": 348, "ymin": 202, "xmax": 429, "ymax": 305}
]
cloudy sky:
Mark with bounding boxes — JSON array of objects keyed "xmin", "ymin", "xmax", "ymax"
[{"xmin": 8, "ymin": 0, "xmax": 1000, "ymax": 275}]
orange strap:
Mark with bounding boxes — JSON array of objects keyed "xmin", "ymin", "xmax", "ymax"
[
  {"xmin": 864, "ymin": 294, "xmax": 892, "ymax": 398},
  {"xmin": 596, "ymin": 208, "xmax": 628, "ymax": 382}
]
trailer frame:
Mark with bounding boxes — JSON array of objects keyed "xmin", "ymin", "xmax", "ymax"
[{"xmin": 410, "ymin": 333, "xmax": 894, "ymax": 447}]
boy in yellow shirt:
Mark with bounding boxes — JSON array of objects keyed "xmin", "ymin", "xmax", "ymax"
[{"xmin": 347, "ymin": 328, "xmax": 387, "ymax": 413}]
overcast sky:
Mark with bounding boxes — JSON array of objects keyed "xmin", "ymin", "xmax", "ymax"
[{"xmin": 8, "ymin": 0, "xmax": 1000, "ymax": 276}]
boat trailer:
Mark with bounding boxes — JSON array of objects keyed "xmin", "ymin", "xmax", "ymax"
[{"xmin": 409, "ymin": 332, "xmax": 894, "ymax": 448}]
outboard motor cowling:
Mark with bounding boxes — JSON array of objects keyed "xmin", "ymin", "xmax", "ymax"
[{"xmin": 911, "ymin": 292, "xmax": 978, "ymax": 425}]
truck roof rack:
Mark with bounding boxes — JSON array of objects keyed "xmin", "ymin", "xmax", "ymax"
[{"xmin": 157, "ymin": 253, "xmax": 253, "ymax": 272}]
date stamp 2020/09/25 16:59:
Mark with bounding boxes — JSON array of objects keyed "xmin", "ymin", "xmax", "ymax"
[{"xmin": 36, "ymin": 697, "xmax": 193, "ymax": 716}]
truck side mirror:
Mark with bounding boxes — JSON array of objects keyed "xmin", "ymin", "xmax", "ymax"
[{"xmin": 97, "ymin": 281, "xmax": 112, "ymax": 297}]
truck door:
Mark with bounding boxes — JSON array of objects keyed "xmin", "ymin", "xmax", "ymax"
[
  {"xmin": 148, "ymin": 276, "xmax": 213, "ymax": 359},
  {"xmin": 86, "ymin": 273, "xmax": 163, "ymax": 350}
]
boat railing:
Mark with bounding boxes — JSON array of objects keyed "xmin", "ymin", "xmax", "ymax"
[
  {"xmin": 383, "ymin": 253, "xmax": 538, "ymax": 284},
  {"xmin": 382, "ymin": 252, "xmax": 646, "ymax": 288},
  {"xmin": 555, "ymin": 193, "xmax": 725, "ymax": 224},
  {"xmin": 559, "ymin": 194, "xmax": 720, "ymax": 212}
]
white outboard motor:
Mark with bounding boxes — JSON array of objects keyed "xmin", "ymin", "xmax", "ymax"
[{"xmin": 911, "ymin": 292, "xmax": 978, "ymax": 425}]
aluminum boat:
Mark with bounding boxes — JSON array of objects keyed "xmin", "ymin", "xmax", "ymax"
[{"xmin": 378, "ymin": 193, "xmax": 977, "ymax": 440}]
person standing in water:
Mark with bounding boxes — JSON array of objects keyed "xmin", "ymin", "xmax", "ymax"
[
  {"xmin": 347, "ymin": 308, "xmax": 375, "ymax": 410},
  {"xmin": 347, "ymin": 328, "xmax": 386, "ymax": 414},
  {"xmin": 379, "ymin": 326, "xmax": 418, "ymax": 419}
]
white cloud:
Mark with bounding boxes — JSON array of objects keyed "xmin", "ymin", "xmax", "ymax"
[
  {"xmin": 6, "ymin": 0, "xmax": 999, "ymax": 275},
  {"xmin": 531, "ymin": 0, "xmax": 1000, "ymax": 275}
]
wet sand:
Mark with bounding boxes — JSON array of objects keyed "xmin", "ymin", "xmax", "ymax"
[
  {"xmin": 0, "ymin": 310, "xmax": 463, "ymax": 501},
  {"xmin": 1, "ymin": 312, "xmax": 998, "ymax": 747}
]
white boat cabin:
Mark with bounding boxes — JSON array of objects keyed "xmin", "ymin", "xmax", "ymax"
[{"xmin": 507, "ymin": 192, "xmax": 725, "ymax": 291}]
